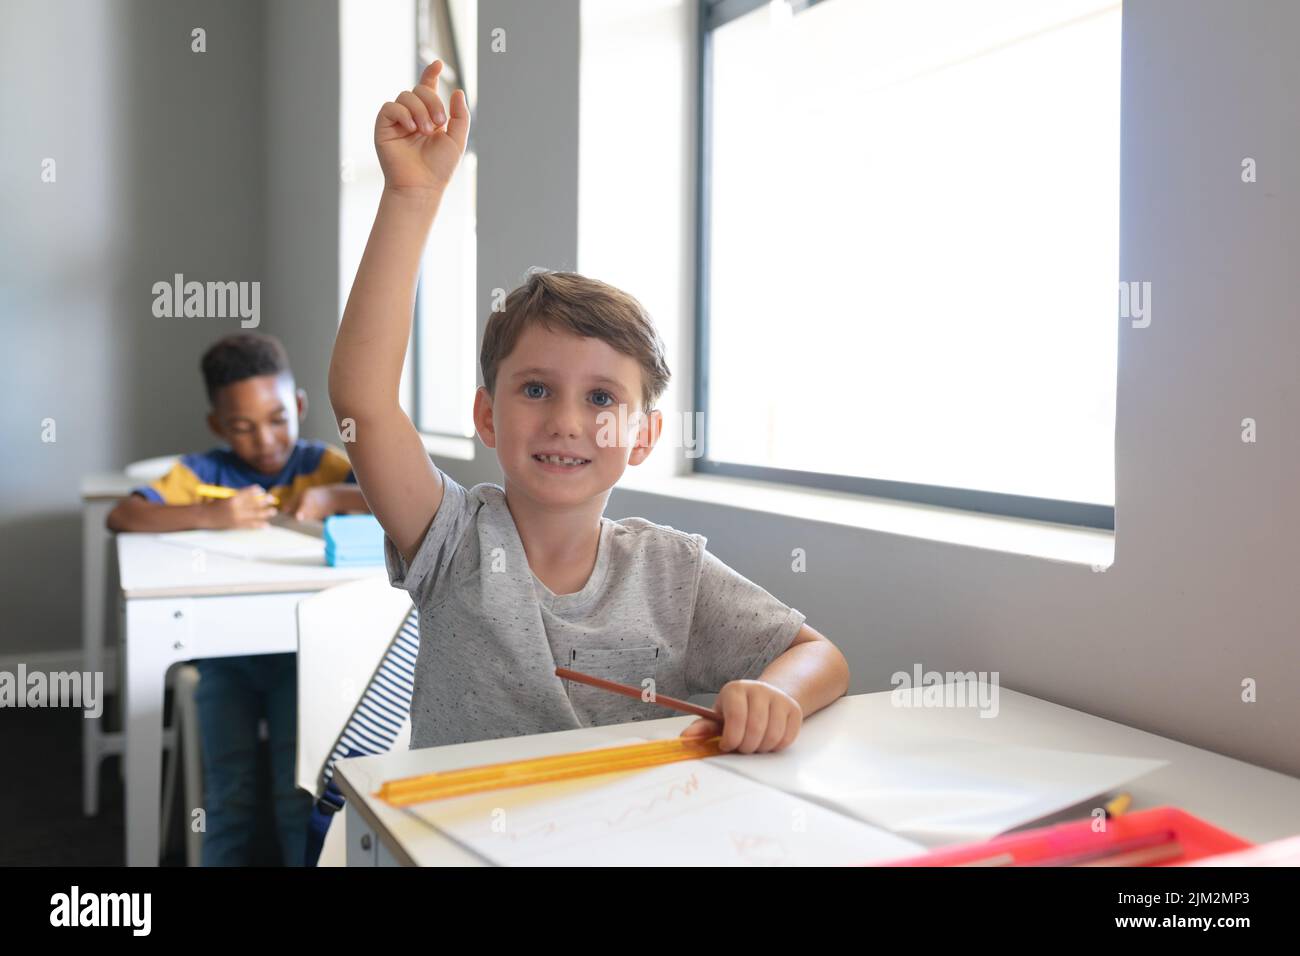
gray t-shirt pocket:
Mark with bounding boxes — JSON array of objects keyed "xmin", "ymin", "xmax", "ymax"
[{"xmin": 561, "ymin": 645, "xmax": 661, "ymax": 727}]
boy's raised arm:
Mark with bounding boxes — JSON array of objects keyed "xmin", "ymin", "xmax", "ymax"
[{"xmin": 329, "ymin": 60, "xmax": 471, "ymax": 566}]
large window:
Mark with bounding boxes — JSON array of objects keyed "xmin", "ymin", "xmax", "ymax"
[
  {"xmin": 698, "ymin": 0, "xmax": 1121, "ymax": 528},
  {"xmin": 339, "ymin": 0, "xmax": 477, "ymax": 444},
  {"xmin": 413, "ymin": 0, "xmax": 477, "ymax": 440}
]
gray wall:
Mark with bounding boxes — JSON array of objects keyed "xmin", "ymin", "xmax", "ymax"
[
  {"xmin": 0, "ymin": 0, "xmax": 337, "ymax": 657},
  {"xmin": 2, "ymin": 0, "xmax": 1296, "ymax": 778},
  {"xmin": 1, "ymin": 0, "xmax": 269, "ymax": 656},
  {"xmin": 474, "ymin": 0, "xmax": 582, "ymax": 348},
  {"xmin": 263, "ymin": 0, "xmax": 341, "ymax": 440}
]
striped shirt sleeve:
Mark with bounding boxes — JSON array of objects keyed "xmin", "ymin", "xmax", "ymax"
[{"xmin": 132, "ymin": 460, "xmax": 203, "ymax": 505}]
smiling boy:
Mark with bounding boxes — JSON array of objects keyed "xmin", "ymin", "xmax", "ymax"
[{"xmin": 329, "ymin": 61, "xmax": 849, "ymax": 755}]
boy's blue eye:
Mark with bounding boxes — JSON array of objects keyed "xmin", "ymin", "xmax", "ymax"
[{"xmin": 522, "ymin": 382, "xmax": 616, "ymax": 406}]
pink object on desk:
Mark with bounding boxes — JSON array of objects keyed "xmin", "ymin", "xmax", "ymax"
[{"xmin": 1179, "ymin": 833, "xmax": 1300, "ymax": 866}]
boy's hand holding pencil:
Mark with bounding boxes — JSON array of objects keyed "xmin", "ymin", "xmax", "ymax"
[
  {"xmin": 679, "ymin": 679, "xmax": 804, "ymax": 754},
  {"xmin": 198, "ymin": 484, "xmax": 278, "ymax": 530},
  {"xmin": 558, "ymin": 668, "xmax": 803, "ymax": 755},
  {"xmin": 212, "ymin": 487, "xmax": 276, "ymax": 529}
]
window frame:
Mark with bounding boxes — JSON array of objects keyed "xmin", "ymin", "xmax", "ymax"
[{"xmin": 693, "ymin": 0, "xmax": 1115, "ymax": 530}]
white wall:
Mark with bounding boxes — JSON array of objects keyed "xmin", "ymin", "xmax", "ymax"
[{"xmin": 577, "ymin": 0, "xmax": 697, "ymax": 482}]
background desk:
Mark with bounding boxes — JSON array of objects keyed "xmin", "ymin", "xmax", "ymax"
[
  {"xmin": 117, "ymin": 532, "xmax": 384, "ymax": 866},
  {"xmin": 335, "ymin": 688, "xmax": 1300, "ymax": 866}
]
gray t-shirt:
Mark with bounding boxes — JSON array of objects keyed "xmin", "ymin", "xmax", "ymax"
[{"xmin": 384, "ymin": 467, "xmax": 807, "ymax": 750}]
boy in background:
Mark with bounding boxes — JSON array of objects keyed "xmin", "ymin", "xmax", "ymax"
[
  {"xmin": 329, "ymin": 62, "xmax": 849, "ymax": 755},
  {"xmin": 108, "ymin": 332, "xmax": 368, "ymax": 865}
]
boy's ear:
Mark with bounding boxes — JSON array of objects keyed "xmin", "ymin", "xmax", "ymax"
[
  {"xmin": 627, "ymin": 408, "xmax": 663, "ymax": 466},
  {"xmin": 206, "ymin": 411, "xmax": 225, "ymax": 441},
  {"xmin": 296, "ymin": 388, "xmax": 309, "ymax": 421},
  {"xmin": 473, "ymin": 386, "xmax": 497, "ymax": 448}
]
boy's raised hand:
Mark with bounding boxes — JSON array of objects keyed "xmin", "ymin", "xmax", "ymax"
[{"xmin": 376, "ymin": 59, "xmax": 470, "ymax": 196}]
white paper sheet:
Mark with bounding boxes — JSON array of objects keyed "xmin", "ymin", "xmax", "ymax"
[
  {"xmin": 712, "ymin": 734, "xmax": 1167, "ymax": 845},
  {"xmin": 408, "ymin": 751, "xmax": 926, "ymax": 866},
  {"xmin": 158, "ymin": 527, "xmax": 324, "ymax": 562}
]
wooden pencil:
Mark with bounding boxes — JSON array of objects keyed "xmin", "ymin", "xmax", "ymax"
[{"xmin": 555, "ymin": 666, "xmax": 722, "ymax": 722}]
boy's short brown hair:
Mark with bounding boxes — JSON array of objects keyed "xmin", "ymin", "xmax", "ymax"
[{"xmin": 480, "ymin": 269, "xmax": 671, "ymax": 412}]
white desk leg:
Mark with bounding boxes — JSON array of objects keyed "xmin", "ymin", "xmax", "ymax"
[
  {"xmin": 82, "ymin": 499, "xmax": 112, "ymax": 817},
  {"xmin": 345, "ymin": 802, "xmax": 378, "ymax": 866},
  {"xmin": 123, "ymin": 598, "xmax": 189, "ymax": 867}
]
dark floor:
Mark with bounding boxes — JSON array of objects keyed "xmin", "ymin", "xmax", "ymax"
[{"xmin": 0, "ymin": 692, "xmax": 284, "ymax": 866}]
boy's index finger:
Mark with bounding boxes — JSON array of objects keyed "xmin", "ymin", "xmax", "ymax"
[
  {"xmin": 445, "ymin": 88, "xmax": 471, "ymax": 150},
  {"xmin": 418, "ymin": 58, "xmax": 443, "ymax": 90}
]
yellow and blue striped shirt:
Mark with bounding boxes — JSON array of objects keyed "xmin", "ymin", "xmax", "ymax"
[{"xmin": 133, "ymin": 439, "xmax": 356, "ymax": 506}]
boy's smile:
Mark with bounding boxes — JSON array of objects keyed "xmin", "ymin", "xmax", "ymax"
[
  {"xmin": 531, "ymin": 453, "xmax": 592, "ymax": 472},
  {"xmin": 475, "ymin": 324, "xmax": 660, "ymax": 507}
]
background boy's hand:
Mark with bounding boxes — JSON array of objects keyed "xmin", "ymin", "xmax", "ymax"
[
  {"xmin": 679, "ymin": 679, "xmax": 803, "ymax": 754},
  {"xmin": 375, "ymin": 59, "xmax": 470, "ymax": 196},
  {"xmin": 277, "ymin": 485, "xmax": 336, "ymax": 522},
  {"xmin": 206, "ymin": 486, "xmax": 277, "ymax": 529}
]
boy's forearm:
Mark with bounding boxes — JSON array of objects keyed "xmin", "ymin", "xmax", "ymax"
[
  {"xmin": 329, "ymin": 187, "xmax": 445, "ymax": 413},
  {"xmin": 757, "ymin": 639, "xmax": 850, "ymax": 719},
  {"xmin": 106, "ymin": 498, "xmax": 217, "ymax": 533}
]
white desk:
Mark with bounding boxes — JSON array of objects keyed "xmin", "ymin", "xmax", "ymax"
[
  {"xmin": 117, "ymin": 532, "xmax": 385, "ymax": 866},
  {"xmin": 334, "ymin": 689, "xmax": 1300, "ymax": 866}
]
